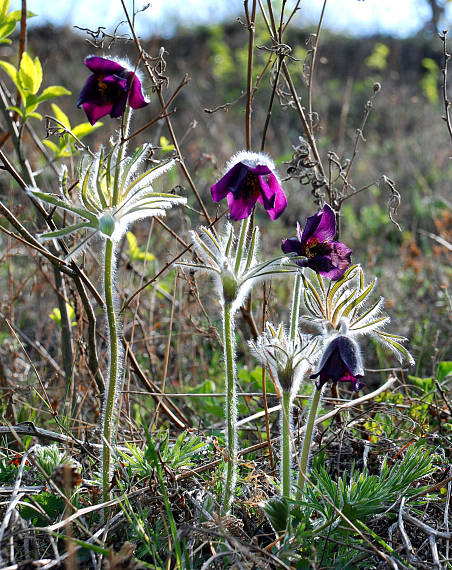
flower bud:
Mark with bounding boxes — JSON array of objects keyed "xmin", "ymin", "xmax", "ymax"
[
  {"xmin": 98, "ymin": 213, "xmax": 116, "ymax": 237},
  {"xmin": 221, "ymin": 268, "xmax": 238, "ymax": 303}
]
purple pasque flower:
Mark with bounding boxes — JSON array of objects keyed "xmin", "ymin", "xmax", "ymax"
[
  {"xmin": 211, "ymin": 151, "xmax": 287, "ymax": 221},
  {"xmin": 78, "ymin": 56, "xmax": 148, "ymax": 125},
  {"xmin": 311, "ymin": 335, "xmax": 364, "ymax": 392},
  {"xmin": 281, "ymin": 204, "xmax": 352, "ymax": 280}
]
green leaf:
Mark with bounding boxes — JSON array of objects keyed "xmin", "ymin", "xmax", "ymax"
[
  {"xmin": 42, "ymin": 139, "xmax": 65, "ymax": 156},
  {"xmin": 27, "ymin": 111, "xmax": 42, "ymax": 120},
  {"xmin": 50, "ymin": 102, "xmax": 70, "ymax": 128},
  {"xmin": 438, "ymin": 361, "xmax": 452, "ymax": 383},
  {"xmin": 18, "ymin": 52, "xmax": 42, "ymax": 94},
  {"xmin": 20, "ymin": 492, "xmax": 65, "ymax": 526},
  {"xmin": 9, "ymin": 9, "xmax": 35, "ymax": 20},
  {"xmin": 263, "ymin": 496, "xmax": 290, "ymax": 534},
  {"xmin": 0, "ymin": 0, "xmax": 10, "ymax": 22},
  {"xmin": 0, "ymin": 20, "xmax": 16, "ymax": 43},
  {"xmin": 49, "ymin": 303, "xmax": 77, "ymax": 327},
  {"xmin": 0, "ymin": 59, "xmax": 18, "ymax": 85},
  {"xmin": 72, "ymin": 121, "xmax": 102, "ymax": 139},
  {"xmin": 35, "ymin": 85, "xmax": 71, "ymax": 104},
  {"xmin": 39, "ymin": 85, "xmax": 72, "ymax": 103},
  {"xmin": 6, "ymin": 105, "xmax": 24, "ymax": 118}
]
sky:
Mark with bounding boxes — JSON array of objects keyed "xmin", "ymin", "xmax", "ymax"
[{"xmin": 10, "ymin": 0, "xmax": 452, "ymax": 38}]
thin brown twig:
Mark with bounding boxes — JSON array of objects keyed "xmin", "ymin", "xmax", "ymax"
[
  {"xmin": 244, "ymin": 0, "xmax": 257, "ymax": 150},
  {"xmin": 440, "ymin": 30, "xmax": 452, "ymax": 144},
  {"xmin": 122, "ymin": 209, "xmax": 227, "ymax": 311},
  {"xmin": 341, "ymin": 83, "xmax": 382, "ymax": 197},
  {"xmin": 119, "ymin": 0, "xmax": 213, "ymax": 229},
  {"xmin": 151, "ymin": 272, "xmax": 178, "ymax": 428},
  {"xmin": 307, "ymin": 0, "xmax": 328, "ymax": 133}
]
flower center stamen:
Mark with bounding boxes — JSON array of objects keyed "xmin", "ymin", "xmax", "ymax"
[{"xmin": 240, "ymin": 171, "xmax": 261, "ymax": 201}]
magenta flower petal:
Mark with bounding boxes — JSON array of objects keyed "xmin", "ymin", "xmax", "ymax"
[
  {"xmin": 82, "ymin": 102, "xmax": 114, "ymax": 125},
  {"xmin": 210, "ymin": 153, "xmax": 287, "ymax": 221},
  {"xmin": 78, "ymin": 56, "xmax": 148, "ymax": 125},
  {"xmin": 84, "ymin": 56, "xmax": 125, "ymax": 75},
  {"xmin": 128, "ymin": 74, "xmax": 148, "ymax": 109},
  {"xmin": 257, "ymin": 172, "xmax": 288, "ymax": 220},
  {"xmin": 227, "ymin": 189, "xmax": 258, "ymax": 220},
  {"xmin": 300, "ymin": 204, "xmax": 336, "ymax": 244},
  {"xmin": 211, "ymin": 162, "xmax": 248, "ymax": 203},
  {"xmin": 311, "ymin": 336, "xmax": 364, "ymax": 392}
]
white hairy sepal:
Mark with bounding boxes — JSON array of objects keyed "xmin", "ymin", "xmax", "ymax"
[{"xmin": 225, "ymin": 150, "xmax": 276, "ymax": 173}]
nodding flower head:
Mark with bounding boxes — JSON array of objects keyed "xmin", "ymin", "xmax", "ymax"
[
  {"xmin": 310, "ymin": 335, "xmax": 364, "ymax": 392},
  {"xmin": 281, "ymin": 204, "xmax": 352, "ymax": 280},
  {"xmin": 250, "ymin": 323, "xmax": 317, "ymax": 395},
  {"xmin": 211, "ymin": 151, "xmax": 287, "ymax": 221},
  {"xmin": 78, "ymin": 56, "xmax": 148, "ymax": 125}
]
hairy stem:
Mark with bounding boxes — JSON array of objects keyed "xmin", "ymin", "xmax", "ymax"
[
  {"xmin": 102, "ymin": 238, "xmax": 120, "ymax": 502},
  {"xmin": 221, "ymin": 301, "xmax": 237, "ymax": 515},
  {"xmin": 289, "ymin": 273, "xmax": 302, "ymax": 341},
  {"xmin": 297, "ymin": 387, "xmax": 321, "ymax": 497},
  {"xmin": 281, "ymin": 390, "xmax": 292, "ymax": 499}
]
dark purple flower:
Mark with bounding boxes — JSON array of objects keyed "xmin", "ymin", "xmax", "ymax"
[
  {"xmin": 211, "ymin": 152, "xmax": 287, "ymax": 221},
  {"xmin": 311, "ymin": 336, "xmax": 364, "ymax": 392},
  {"xmin": 281, "ymin": 204, "xmax": 352, "ymax": 280},
  {"xmin": 78, "ymin": 56, "xmax": 148, "ymax": 125}
]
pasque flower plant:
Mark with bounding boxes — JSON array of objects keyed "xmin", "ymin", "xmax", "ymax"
[
  {"xmin": 180, "ymin": 218, "xmax": 296, "ymax": 513},
  {"xmin": 295, "ymin": 264, "xmax": 414, "ymax": 495},
  {"xmin": 250, "ymin": 323, "xmax": 318, "ymax": 499},
  {"xmin": 29, "ymin": 135, "xmax": 186, "ymax": 502}
]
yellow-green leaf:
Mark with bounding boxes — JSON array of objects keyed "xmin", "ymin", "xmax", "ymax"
[
  {"xmin": 160, "ymin": 135, "xmax": 175, "ymax": 153},
  {"xmin": 49, "ymin": 303, "xmax": 76, "ymax": 327},
  {"xmin": 72, "ymin": 121, "xmax": 102, "ymax": 139},
  {"xmin": 50, "ymin": 103, "xmax": 70, "ymax": 129},
  {"xmin": 126, "ymin": 231, "xmax": 155, "ymax": 262},
  {"xmin": 35, "ymin": 85, "xmax": 71, "ymax": 103},
  {"xmin": 0, "ymin": 59, "xmax": 18, "ymax": 84},
  {"xmin": 19, "ymin": 52, "xmax": 42, "ymax": 94},
  {"xmin": 0, "ymin": 0, "xmax": 10, "ymax": 22}
]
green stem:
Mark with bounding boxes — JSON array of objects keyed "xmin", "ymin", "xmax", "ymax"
[
  {"xmin": 102, "ymin": 238, "xmax": 120, "ymax": 503},
  {"xmin": 281, "ymin": 390, "xmax": 292, "ymax": 499},
  {"xmin": 112, "ymin": 105, "xmax": 131, "ymax": 206},
  {"xmin": 289, "ymin": 273, "xmax": 302, "ymax": 341},
  {"xmin": 221, "ymin": 301, "xmax": 237, "ymax": 515},
  {"xmin": 297, "ymin": 387, "xmax": 322, "ymax": 497}
]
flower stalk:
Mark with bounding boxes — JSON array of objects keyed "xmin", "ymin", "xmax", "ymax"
[
  {"xmin": 221, "ymin": 301, "xmax": 237, "ymax": 515},
  {"xmin": 102, "ymin": 237, "xmax": 120, "ymax": 502},
  {"xmin": 281, "ymin": 390, "xmax": 293, "ymax": 499},
  {"xmin": 297, "ymin": 386, "xmax": 322, "ymax": 497}
]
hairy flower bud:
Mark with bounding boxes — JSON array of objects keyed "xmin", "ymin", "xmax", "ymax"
[
  {"xmin": 221, "ymin": 267, "xmax": 238, "ymax": 303},
  {"xmin": 98, "ymin": 213, "xmax": 116, "ymax": 237}
]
